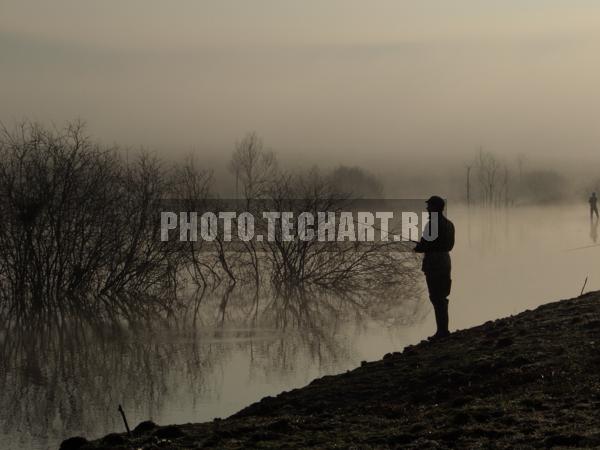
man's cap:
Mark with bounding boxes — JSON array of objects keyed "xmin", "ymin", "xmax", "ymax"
[{"xmin": 426, "ymin": 195, "xmax": 445, "ymax": 210}]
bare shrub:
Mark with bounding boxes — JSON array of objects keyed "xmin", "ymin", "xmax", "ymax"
[{"xmin": 0, "ymin": 121, "xmax": 180, "ymax": 324}]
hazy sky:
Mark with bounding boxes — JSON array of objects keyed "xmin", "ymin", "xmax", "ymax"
[{"xmin": 2, "ymin": 1, "xmax": 600, "ymax": 164}]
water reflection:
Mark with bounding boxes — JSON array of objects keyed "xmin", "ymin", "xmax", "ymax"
[
  {"xmin": 590, "ymin": 218, "xmax": 598, "ymax": 243},
  {"xmin": 0, "ymin": 289, "xmax": 427, "ymax": 450},
  {"xmin": 0, "ymin": 325, "xmax": 215, "ymax": 449}
]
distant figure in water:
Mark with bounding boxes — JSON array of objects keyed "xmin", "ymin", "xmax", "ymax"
[
  {"xmin": 590, "ymin": 192, "xmax": 599, "ymax": 220},
  {"xmin": 414, "ymin": 196, "xmax": 455, "ymax": 340}
]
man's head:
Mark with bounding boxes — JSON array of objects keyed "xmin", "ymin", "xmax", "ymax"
[{"xmin": 426, "ymin": 195, "xmax": 445, "ymax": 213}]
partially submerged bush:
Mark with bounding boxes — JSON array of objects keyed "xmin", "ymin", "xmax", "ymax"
[
  {"xmin": 0, "ymin": 121, "xmax": 180, "ymax": 323},
  {"xmin": 0, "ymin": 123, "xmax": 421, "ymax": 328}
]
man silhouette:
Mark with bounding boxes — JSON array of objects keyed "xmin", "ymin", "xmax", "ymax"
[
  {"xmin": 414, "ymin": 196, "xmax": 455, "ymax": 340},
  {"xmin": 589, "ymin": 192, "xmax": 599, "ymax": 220}
]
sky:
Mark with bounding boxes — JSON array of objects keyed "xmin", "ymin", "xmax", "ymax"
[{"xmin": 2, "ymin": 1, "xmax": 600, "ymax": 165}]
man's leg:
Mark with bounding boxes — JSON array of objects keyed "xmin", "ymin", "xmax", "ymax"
[
  {"xmin": 440, "ymin": 271, "xmax": 451, "ymax": 334},
  {"xmin": 432, "ymin": 298, "xmax": 449, "ymax": 334},
  {"xmin": 425, "ymin": 270, "xmax": 451, "ymax": 336}
]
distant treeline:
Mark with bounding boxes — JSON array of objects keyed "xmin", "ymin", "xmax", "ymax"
[
  {"xmin": 463, "ymin": 149, "xmax": 570, "ymax": 207},
  {"xmin": 381, "ymin": 150, "xmax": 594, "ymax": 206}
]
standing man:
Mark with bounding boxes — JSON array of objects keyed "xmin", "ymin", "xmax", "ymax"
[
  {"xmin": 589, "ymin": 192, "xmax": 599, "ymax": 220},
  {"xmin": 414, "ymin": 196, "xmax": 455, "ymax": 340}
]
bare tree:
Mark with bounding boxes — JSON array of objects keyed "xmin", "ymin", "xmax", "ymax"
[
  {"xmin": 228, "ymin": 132, "xmax": 277, "ymax": 202},
  {"xmin": 465, "ymin": 164, "xmax": 471, "ymax": 207},
  {"xmin": 0, "ymin": 122, "xmax": 423, "ymax": 331},
  {"xmin": 0, "ymin": 121, "xmax": 181, "ymax": 324},
  {"xmin": 170, "ymin": 155, "xmax": 215, "ymax": 322},
  {"xmin": 259, "ymin": 169, "xmax": 421, "ymax": 323},
  {"xmin": 476, "ymin": 148, "xmax": 501, "ymax": 207}
]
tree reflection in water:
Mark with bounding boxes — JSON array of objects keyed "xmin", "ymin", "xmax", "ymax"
[{"xmin": 0, "ymin": 285, "xmax": 427, "ymax": 450}]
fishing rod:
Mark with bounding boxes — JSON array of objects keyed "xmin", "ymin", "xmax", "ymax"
[
  {"xmin": 348, "ymin": 217, "xmax": 420, "ymax": 245},
  {"xmin": 564, "ymin": 242, "xmax": 600, "ymax": 252}
]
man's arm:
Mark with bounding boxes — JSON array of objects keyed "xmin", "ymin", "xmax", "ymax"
[
  {"xmin": 414, "ymin": 238, "xmax": 426, "ymax": 253},
  {"xmin": 414, "ymin": 219, "xmax": 454, "ymax": 253}
]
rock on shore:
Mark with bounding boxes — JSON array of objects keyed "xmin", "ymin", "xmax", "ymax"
[{"xmin": 63, "ymin": 292, "xmax": 600, "ymax": 449}]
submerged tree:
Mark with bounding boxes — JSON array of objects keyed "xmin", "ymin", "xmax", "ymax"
[
  {"xmin": 0, "ymin": 121, "xmax": 181, "ymax": 324},
  {"xmin": 470, "ymin": 148, "xmax": 513, "ymax": 208},
  {"xmin": 0, "ymin": 123, "xmax": 422, "ymax": 330},
  {"xmin": 228, "ymin": 132, "xmax": 278, "ymax": 202}
]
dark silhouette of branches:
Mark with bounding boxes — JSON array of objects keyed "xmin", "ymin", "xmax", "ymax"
[
  {"xmin": 0, "ymin": 123, "xmax": 421, "ymax": 330},
  {"xmin": 0, "ymin": 121, "xmax": 181, "ymax": 324}
]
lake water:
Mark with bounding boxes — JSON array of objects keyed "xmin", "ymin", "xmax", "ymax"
[{"xmin": 2, "ymin": 205, "xmax": 598, "ymax": 450}]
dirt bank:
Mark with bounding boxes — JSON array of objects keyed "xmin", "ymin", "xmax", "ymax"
[{"xmin": 61, "ymin": 292, "xmax": 600, "ymax": 449}]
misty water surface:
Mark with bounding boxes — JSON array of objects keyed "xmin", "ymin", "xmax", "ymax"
[{"xmin": 2, "ymin": 204, "xmax": 598, "ymax": 450}]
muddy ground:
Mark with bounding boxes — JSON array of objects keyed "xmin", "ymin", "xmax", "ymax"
[{"xmin": 61, "ymin": 292, "xmax": 600, "ymax": 449}]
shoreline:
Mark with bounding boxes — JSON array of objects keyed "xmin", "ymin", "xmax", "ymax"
[{"xmin": 62, "ymin": 291, "xmax": 600, "ymax": 449}]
